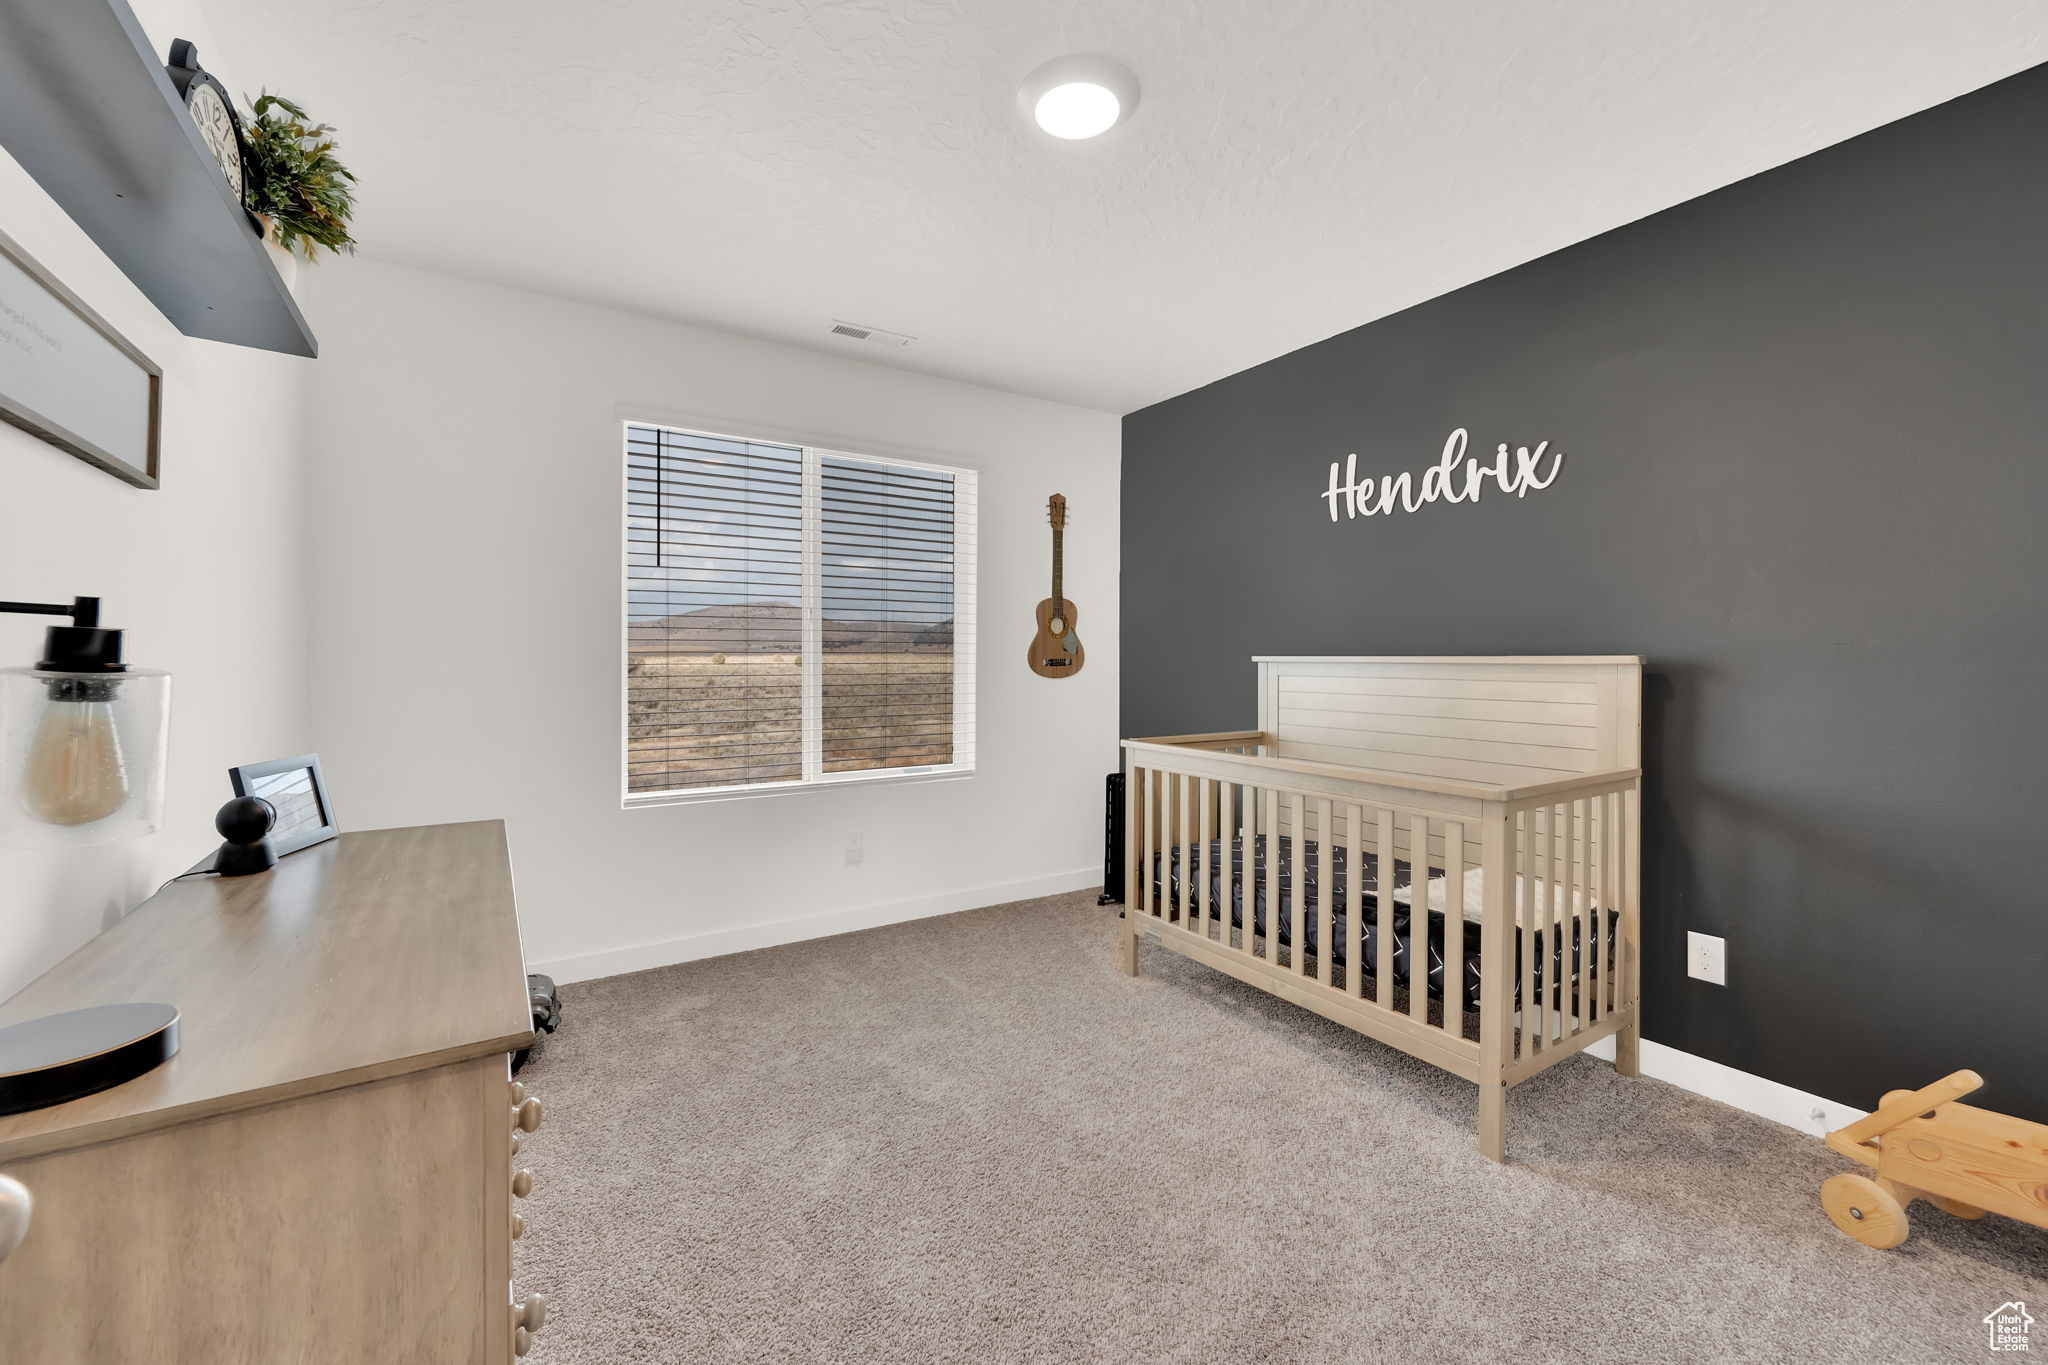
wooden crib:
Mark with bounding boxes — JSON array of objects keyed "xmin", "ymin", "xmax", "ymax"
[{"xmin": 1118, "ymin": 656, "xmax": 1642, "ymax": 1161}]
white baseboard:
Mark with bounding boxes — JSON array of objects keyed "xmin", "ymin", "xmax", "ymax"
[
  {"xmin": 1585, "ymin": 1034, "xmax": 1867, "ymax": 1137},
  {"xmin": 531, "ymin": 865, "xmax": 1102, "ymax": 985},
  {"xmin": 539, "ymin": 879, "xmax": 1864, "ymax": 1142}
]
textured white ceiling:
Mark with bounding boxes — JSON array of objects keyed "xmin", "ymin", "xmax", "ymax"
[{"xmin": 207, "ymin": 1, "xmax": 2044, "ymax": 412}]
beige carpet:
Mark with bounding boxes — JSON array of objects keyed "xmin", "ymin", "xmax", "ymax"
[{"xmin": 515, "ymin": 890, "xmax": 2046, "ymax": 1364}]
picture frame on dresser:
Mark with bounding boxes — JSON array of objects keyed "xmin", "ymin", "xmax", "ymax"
[
  {"xmin": 228, "ymin": 753, "xmax": 337, "ymax": 856},
  {"xmin": 0, "ymin": 228, "xmax": 162, "ymax": 489}
]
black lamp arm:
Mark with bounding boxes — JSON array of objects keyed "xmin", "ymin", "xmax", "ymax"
[{"xmin": 0, "ymin": 597, "xmax": 100, "ymax": 627}]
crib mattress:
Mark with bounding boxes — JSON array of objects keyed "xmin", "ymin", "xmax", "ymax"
[{"xmin": 1148, "ymin": 835, "xmax": 1615, "ymax": 1009}]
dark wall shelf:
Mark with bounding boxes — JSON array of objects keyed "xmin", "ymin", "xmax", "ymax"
[{"xmin": 0, "ymin": 0, "xmax": 317, "ymax": 357}]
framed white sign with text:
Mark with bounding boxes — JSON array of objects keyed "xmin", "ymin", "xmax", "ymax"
[{"xmin": 0, "ymin": 229, "xmax": 161, "ymax": 489}]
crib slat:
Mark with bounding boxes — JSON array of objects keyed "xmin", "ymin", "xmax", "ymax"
[
  {"xmin": 1375, "ymin": 808, "xmax": 1395, "ymax": 1008},
  {"xmin": 1138, "ymin": 767, "xmax": 1153, "ymax": 920},
  {"xmin": 1344, "ymin": 802, "xmax": 1362, "ymax": 996},
  {"xmin": 1598, "ymin": 790, "xmax": 1613, "ymax": 1017},
  {"xmin": 1561, "ymin": 802, "xmax": 1574, "ymax": 1037},
  {"xmin": 1181, "ymin": 773, "xmax": 1196, "ymax": 926},
  {"xmin": 1146, "ymin": 767, "xmax": 1158, "ymax": 921},
  {"xmin": 1158, "ymin": 766, "xmax": 1172, "ymax": 923},
  {"xmin": 1212, "ymin": 777, "xmax": 1225, "ymax": 942},
  {"xmin": 1552, "ymin": 802, "xmax": 1567, "ymax": 1041},
  {"xmin": 1234, "ymin": 781, "xmax": 1246, "ymax": 949},
  {"xmin": 1197, "ymin": 777, "xmax": 1213, "ymax": 939},
  {"xmin": 1571, "ymin": 797, "xmax": 1587, "ymax": 1035},
  {"xmin": 1561, "ymin": 799, "xmax": 1576, "ymax": 1035},
  {"xmin": 1288, "ymin": 791, "xmax": 1305, "ymax": 975},
  {"xmin": 1615, "ymin": 789, "xmax": 1632, "ymax": 1015},
  {"xmin": 1317, "ymin": 797, "xmax": 1333, "ymax": 986},
  {"xmin": 1608, "ymin": 790, "xmax": 1621, "ymax": 1014},
  {"xmin": 1409, "ymin": 812, "xmax": 1429, "ymax": 1024},
  {"xmin": 1220, "ymin": 777, "xmax": 1236, "ymax": 949},
  {"xmin": 1588, "ymin": 793, "xmax": 1602, "ymax": 1023},
  {"xmin": 1544, "ymin": 802, "xmax": 1559, "ymax": 1043},
  {"xmin": 1253, "ymin": 785, "xmax": 1269, "ymax": 965},
  {"xmin": 1518, "ymin": 812, "xmax": 1533, "ymax": 1060},
  {"xmin": 1443, "ymin": 820, "xmax": 1464, "ymax": 1034},
  {"xmin": 1236, "ymin": 785, "xmax": 1253, "ymax": 957},
  {"xmin": 1597, "ymin": 789, "xmax": 1613, "ymax": 1015},
  {"xmin": 1125, "ymin": 765, "xmax": 1143, "ymax": 927},
  {"xmin": 1538, "ymin": 804, "xmax": 1555, "ymax": 1049},
  {"xmin": 1551, "ymin": 801, "xmax": 1568, "ymax": 1041},
  {"xmin": 1591, "ymin": 791, "xmax": 1606, "ymax": 1015},
  {"xmin": 1564, "ymin": 802, "xmax": 1581, "ymax": 1035}
]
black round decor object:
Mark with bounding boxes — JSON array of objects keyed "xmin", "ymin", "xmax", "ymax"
[
  {"xmin": 0, "ymin": 1003, "xmax": 181, "ymax": 1117},
  {"xmin": 216, "ymin": 795, "xmax": 275, "ymax": 843},
  {"xmin": 212, "ymin": 795, "xmax": 278, "ymax": 876}
]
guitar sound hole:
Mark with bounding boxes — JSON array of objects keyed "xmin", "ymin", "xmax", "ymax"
[{"xmin": 1049, "ymin": 618, "xmax": 1066, "ymax": 635}]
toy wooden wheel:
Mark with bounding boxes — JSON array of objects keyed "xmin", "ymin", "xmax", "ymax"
[{"xmin": 1822, "ymin": 1174, "xmax": 1909, "ymax": 1248}]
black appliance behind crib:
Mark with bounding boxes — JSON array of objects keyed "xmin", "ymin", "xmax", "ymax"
[{"xmin": 1099, "ymin": 771, "xmax": 1124, "ymax": 905}]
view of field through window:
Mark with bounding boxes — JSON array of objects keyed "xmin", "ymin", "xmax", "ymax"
[{"xmin": 625, "ymin": 425, "xmax": 962, "ymax": 795}]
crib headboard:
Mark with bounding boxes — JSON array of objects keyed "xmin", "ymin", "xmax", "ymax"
[{"xmin": 1255, "ymin": 656, "xmax": 1642, "ymax": 791}]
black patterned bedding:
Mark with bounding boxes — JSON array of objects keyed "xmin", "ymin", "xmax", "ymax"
[{"xmin": 1148, "ymin": 834, "xmax": 1615, "ymax": 1011}]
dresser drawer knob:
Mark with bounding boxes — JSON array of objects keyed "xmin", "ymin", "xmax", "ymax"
[
  {"xmin": 514, "ymin": 1098, "xmax": 543, "ymax": 1134},
  {"xmin": 511, "ymin": 1169, "xmax": 534, "ymax": 1200},
  {"xmin": 511, "ymin": 1212, "xmax": 525, "ymax": 1240},
  {"xmin": 511, "ymin": 1291, "xmax": 548, "ymax": 1354},
  {"xmin": 510, "ymin": 1081, "xmax": 526, "ymax": 1105}
]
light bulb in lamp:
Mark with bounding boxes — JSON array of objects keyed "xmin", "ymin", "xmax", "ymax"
[
  {"xmin": 0, "ymin": 596, "xmax": 169, "ymax": 847},
  {"xmin": 24, "ymin": 682, "xmax": 129, "ymax": 824}
]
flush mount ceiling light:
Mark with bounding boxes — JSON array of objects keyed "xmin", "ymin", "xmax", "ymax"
[{"xmin": 1018, "ymin": 55, "xmax": 1139, "ymax": 140}]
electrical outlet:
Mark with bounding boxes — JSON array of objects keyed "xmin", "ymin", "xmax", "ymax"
[
  {"xmin": 1687, "ymin": 931, "xmax": 1727, "ymax": 985},
  {"xmin": 845, "ymin": 831, "xmax": 864, "ymax": 866}
]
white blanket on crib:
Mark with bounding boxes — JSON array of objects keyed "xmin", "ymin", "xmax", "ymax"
[{"xmin": 1389, "ymin": 866, "xmax": 1598, "ymax": 927}]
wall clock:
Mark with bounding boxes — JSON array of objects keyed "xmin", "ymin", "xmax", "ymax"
[{"xmin": 165, "ymin": 39, "xmax": 246, "ymax": 205}]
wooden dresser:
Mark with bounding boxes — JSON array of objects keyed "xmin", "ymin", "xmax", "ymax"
[{"xmin": 0, "ymin": 820, "xmax": 550, "ymax": 1362}]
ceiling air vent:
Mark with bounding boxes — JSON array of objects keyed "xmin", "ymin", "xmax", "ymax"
[{"xmin": 828, "ymin": 320, "xmax": 915, "ymax": 348}]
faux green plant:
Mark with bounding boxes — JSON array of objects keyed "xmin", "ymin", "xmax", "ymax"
[{"xmin": 241, "ymin": 93, "xmax": 357, "ymax": 260}]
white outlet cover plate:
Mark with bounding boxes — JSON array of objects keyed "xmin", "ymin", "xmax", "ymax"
[{"xmin": 1687, "ymin": 931, "xmax": 1727, "ymax": 986}]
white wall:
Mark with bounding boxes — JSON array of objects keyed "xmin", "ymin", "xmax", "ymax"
[
  {"xmin": 300, "ymin": 259, "xmax": 1119, "ymax": 981},
  {"xmin": 0, "ymin": 0, "xmax": 313, "ymax": 999}
]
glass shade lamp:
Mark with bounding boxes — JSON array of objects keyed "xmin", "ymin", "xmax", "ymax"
[
  {"xmin": 0, "ymin": 595, "xmax": 180, "ymax": 1116},
  {"xmin": 0, "ymin": 596, "xmax": 169, "ymax": 847}
]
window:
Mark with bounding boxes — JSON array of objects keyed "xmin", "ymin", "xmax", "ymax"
[{"xmin": 624, "ymin": 421, "xmax": 976, "ymax": 801}]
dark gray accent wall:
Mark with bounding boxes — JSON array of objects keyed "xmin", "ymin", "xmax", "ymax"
[{"xmin": 1121, "ymin": 63, "xmax": 2048, "ymax": 1122}]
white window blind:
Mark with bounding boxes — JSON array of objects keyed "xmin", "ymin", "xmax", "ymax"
[{"xmin": 624, "ymin": 422, "xmax": 976, "ymax": 801}]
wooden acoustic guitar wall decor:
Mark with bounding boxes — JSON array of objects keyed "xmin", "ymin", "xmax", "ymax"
[{"xmin": 1028, "ymin": 494, "xmax": 1084, "ymax": 678}]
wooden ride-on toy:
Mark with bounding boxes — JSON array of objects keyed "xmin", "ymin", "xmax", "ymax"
[{"xmin": 1821, "ymin": 1070, "xmax": 2048, "ymax": 1249}]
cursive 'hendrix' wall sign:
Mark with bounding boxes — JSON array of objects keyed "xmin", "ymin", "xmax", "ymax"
[{"xmin": 1322, "ymin": 428, "xmax": 1563, "ymax": 522}]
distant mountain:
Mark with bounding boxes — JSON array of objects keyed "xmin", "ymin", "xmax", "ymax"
[{"xmin": 629, "ymin": 602, "xmax": 952, "ymax": 653}]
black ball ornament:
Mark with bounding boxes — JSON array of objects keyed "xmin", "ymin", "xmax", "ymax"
[
  {"xmin": 211, "ymin": 795, "xmax": 277, "ymax": 876},
  {"xmin": 216, "ymin": 795, "xmax": 274, "ymax": 841}
]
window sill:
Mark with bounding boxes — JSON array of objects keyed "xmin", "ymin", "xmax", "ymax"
[{"xmin": 621, "ymin": 764, "xmax": 975, "ymax": 810}]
